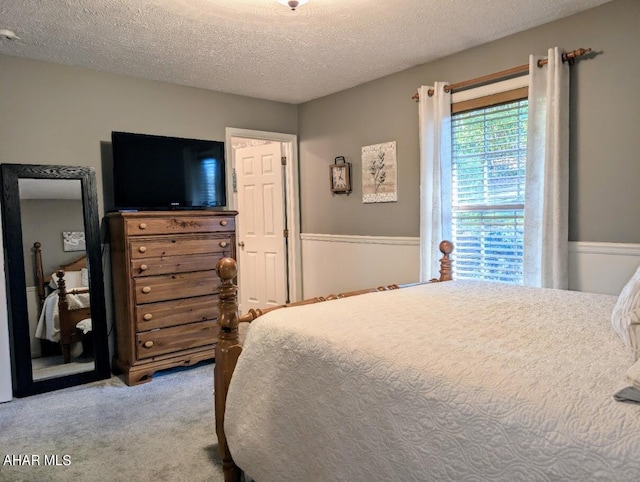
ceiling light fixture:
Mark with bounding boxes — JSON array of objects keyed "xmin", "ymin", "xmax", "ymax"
[
  {"xmin": 0, "ymin": 29, "xmax": 19, "ymax": 41},
  {"xmin": 277, "ymin": 0, "xmax": 310, "ymax": 11}
]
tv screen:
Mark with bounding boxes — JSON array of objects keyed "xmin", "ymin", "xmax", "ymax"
[{"xmin": 112, "ymin": 131, "xmax": 227, "ymax": 210}]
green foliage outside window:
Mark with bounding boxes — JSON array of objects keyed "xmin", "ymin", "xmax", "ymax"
[{"xmin": 451, "ymin": 99, "xmax": 528, "ymax": 284}]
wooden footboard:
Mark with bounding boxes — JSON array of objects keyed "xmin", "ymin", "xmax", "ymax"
[
  {"xmin": 214, "ymin": 240, "xmax": 453, "ymax": 481},
  {"xmin": 56, "ymin": 271, "xmax": 91, "ymax": 364}
]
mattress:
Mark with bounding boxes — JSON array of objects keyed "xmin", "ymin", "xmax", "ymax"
[
  {"xmin": 224, "ymin": 280, "xmax": 640, "ymax": 481},
  {"xmin": 35, "ymin": 290, "xmax": 91, "ymax": 342}
]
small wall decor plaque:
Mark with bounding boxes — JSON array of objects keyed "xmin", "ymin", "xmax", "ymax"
[
  {"xmin": 362, "ymin": 141, "xmax": 397, "ymax": 203},
  {"xmin": 62, "ymin": 231, "xmax": 86, "ymax": 252}
]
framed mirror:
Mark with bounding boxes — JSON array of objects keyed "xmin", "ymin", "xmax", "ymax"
[{"xmin": 1, "ymin": 164, "xmax": 110, "ymax": 397}]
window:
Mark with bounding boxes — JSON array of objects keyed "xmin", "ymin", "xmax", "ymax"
[
  {"xmin": 451, "ymin": 94, "xmax": 528, "ymax": 284},
  {"xmin": 200, "ymin": 157, "xmax": 221, "ymax": 204}
]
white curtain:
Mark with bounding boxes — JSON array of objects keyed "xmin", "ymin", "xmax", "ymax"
[
  {"xmin": 523, "ymin": 47, "xmax": 570, "ymax": 289},
  {"xmin": 418, "ymin": 83, "xmax": 452, "ymax": 282}
]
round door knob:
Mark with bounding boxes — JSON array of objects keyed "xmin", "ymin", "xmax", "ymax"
[
  {"xmin": 143, "ymin": 313, "xmax": 153, "ymax": 321},
  {"xmin": 140, "ymin": 264, "xmax": 148, "ymax": 271},
  {"xmin": 238, "ymin": 241, "xmax": 245, "ymax": 248},
  {"xmin": 219, "ymin": 241, "xmax": 228, "ymax": 248},
  {"xmin": 143, "ymin": 340, "xmax": 154, "ymax": 348},
  {"xmin": 139, "ymin": 222, "xmax": 147, "ymax": 229},
  {"xmin": 141, "ymin": 286, "xmax": 151, "ymax": 294},
  {"xmin": 138, "ymin": 246, "xmax": 147, "ymax": 253},
  {"xmin": 220, "ymin": 220, "xmax": 228, "ymax": 226}
]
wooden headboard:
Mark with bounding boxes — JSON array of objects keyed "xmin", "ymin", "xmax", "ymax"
[{"xmin": 33, "ymin": 241, "xmax": 87, "ymax": 311}]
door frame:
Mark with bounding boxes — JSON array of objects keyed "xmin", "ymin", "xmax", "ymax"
[{"xmin": 225, "ymin": 127, "xmax": 302, "ymax": 304}]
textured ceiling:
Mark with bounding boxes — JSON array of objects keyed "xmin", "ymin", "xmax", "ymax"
[{"xmin": 0, "ymin": 0, "xmax": 611, "ymax": 104}]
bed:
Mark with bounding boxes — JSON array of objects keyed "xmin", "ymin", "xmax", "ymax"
[
  {"xmin": 213, "ymin": 241, "xmax": 640, "ymax": 481},
  {"xmin": 33, "ymin": 241, "xmax": 92, "ymax": 363}
]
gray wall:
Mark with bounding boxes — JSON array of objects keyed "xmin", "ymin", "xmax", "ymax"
[
  {"xmin": 298, "ymin": 0, "xmax": 640, "ymax": 242},
  {"xmin": 0, "ymin": 55, "xmax": 298, "ymax": 217},
  {"xmin": 20, "ymin": 199, "xmax": 85, "ymax": 287},
  {"xmin": 0, "ymin": 0, "xmax": 638, "ymax": 242},
  {"xmin": 0, "ymin": 57, "xmax": 299, "ymax": 371}
]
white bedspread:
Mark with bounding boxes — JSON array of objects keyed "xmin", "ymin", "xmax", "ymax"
[
  {"xmin": 224, "ymin": 280, "xmax": 640, "ymax": 481},
  {"xmin": 35, "ymin": 290, "xmax": 91, "ymax": 342}
]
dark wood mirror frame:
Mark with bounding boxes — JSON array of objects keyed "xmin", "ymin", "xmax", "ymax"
[{"xmin": 1, "ymin": 164, "xmax": 110, "ymax": 397}]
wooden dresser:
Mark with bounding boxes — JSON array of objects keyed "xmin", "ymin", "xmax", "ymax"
[{"xmin": 108, "ymin": 210, "xmax": 236, "ymax": 385}]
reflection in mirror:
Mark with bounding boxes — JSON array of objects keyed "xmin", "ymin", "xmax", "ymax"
[
  {"xmin": 19, "ymin": 178, "xmax": 95, "ymax": 380},
  {"xmin": 1, "ymin": 164, "xmax": 110, "ymax": 397}
]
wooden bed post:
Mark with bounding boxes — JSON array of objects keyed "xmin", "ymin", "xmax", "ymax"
[
  {"xmin": 215, "ymin": 258, "xmax": 243, "ymax": 482},
  {"xmin": 34, "ymin": 242, "xmax": 46, "ymax": 311},
  {"xmin": 56, "ymin": 270, "xmax": 72, "ymax": 364},
  {"xmin": 438, "ymin": 240, "xmax": 454, "ymax": 281}
]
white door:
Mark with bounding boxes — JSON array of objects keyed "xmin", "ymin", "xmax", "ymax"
[
  {"xmin": 0, "ymin": 211, "xmax": 14, "ymax": 402},
  {"xmin": 235, "ymin": 142, "xmax": 288, "ymax": 313}
]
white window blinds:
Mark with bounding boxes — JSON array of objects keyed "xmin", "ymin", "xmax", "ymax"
[
  {"xmin": 451, "ymin": 98, "xmax": 528, "ymax": 284},
  {"xmin": 200, "ymin": 157, "xmax": 220, "ymax": 203}
]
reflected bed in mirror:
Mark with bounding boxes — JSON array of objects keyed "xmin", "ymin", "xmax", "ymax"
[
  {"xmin": 32, "ymin": 241, "xmax": 93, "ymax": 381},
  {"xmin": 1, "ymin": 164, "xmax": 110, "ymax": 397}
]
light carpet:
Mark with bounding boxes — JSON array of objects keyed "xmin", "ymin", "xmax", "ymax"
[{"xmin": 0, "ymin": 361, "xmax": 225, "ymax": 482}]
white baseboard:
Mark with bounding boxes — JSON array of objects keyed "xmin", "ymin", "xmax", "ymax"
[
  {"xmin": 300, "ymin": 234, "xmax": 420, "ymax": 298},
  {"xmin": 568, "ymin": 242, "xmax": 640, "ymax": 295},
  {"xmin": 301, "ymin": 235, "xmax": 640, "ymax": 298},
  {"xmin": 300, "ymin": 233, "xmax": 419, "ymax": 246}
]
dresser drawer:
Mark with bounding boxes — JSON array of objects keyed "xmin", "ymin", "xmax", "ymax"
[
  {"xmin": 134, "ymin": 271, "xmax": 219, "ymax": 304},
  {"xmin": 131, "ymin": 253, "xmax": 227, "ymax": 277},
  {"xmin": 135, "ymin": 296, "xmax": 219, "ymax": 331},
  {"xmin": 130, "ymin": 235, "xmax": 232, "ymax": 259},
  {"xmin": 126, "ymin": 216, "xmax": 235, "ymax": 236},
  {"xmin": 136, "ymin": 320, "xmax": 217, "ymax": 359}
]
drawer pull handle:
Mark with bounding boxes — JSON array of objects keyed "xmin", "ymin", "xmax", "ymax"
[
  {"xmin": 141, "ymin": 286, "xmax": 152, "ymax": 294},
  {"xmin": 140, "ymin": 264, "xmax": 148, "ymax": 271},
  {"xmin": 219, "ymin": 241, "xmax": 228, "ymax": 248},
  {"xmin": 138, "ymin": 246, "xmax": 147, "ymax": 253},
  {"xmin": 139, "ymin": 222, "xmax": 147, "ymax": 229},
  {"xmin": 143, "ymin": 341, "xmax": 154, "ymax": 348},
  {"xmin": 143, "ymin": 313, "xmax": 153, "ymax": 321},
  {"xmin": 220, "ymin": 220, "xmax": 228, "ymax": 226}
]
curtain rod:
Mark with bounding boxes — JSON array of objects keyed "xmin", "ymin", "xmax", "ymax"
[{"xmin": 411, "ymin": 47, "xmax": 592, "ymax": 101}]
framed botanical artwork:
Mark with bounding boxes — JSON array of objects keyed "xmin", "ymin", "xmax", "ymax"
[
  {"xmin": 62, "ymin": 231, "xmax": 86, "ymax": 252},
  {"xmin": 362, "ymin": 141, "xmax": 397, "ymax": 203},
  {"xmin": 330, "ymin": 156, "xmax": 352, "ymax": 194}
]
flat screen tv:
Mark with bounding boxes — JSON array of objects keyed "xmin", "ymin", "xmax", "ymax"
[{"xmin": 112, "ymin": 131, "xmax": 227, "ymax": 210}]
